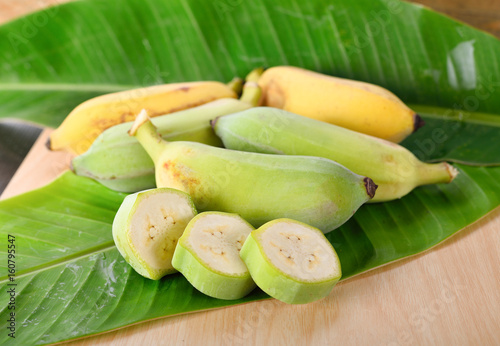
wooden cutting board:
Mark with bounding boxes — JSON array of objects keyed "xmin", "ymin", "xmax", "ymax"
[{"xmin": 2, "ymin": 129, "xmax": 500, "ymax": 345}]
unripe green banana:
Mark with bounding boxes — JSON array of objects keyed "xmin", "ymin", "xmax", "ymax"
[
  {"xmin": 172, "ymin": 212, "xmax": 256, "ymax": 300},
  {"xmin": 130, "ymin": 110, "xmax": 377, "ymax": 233},
  {"xmin": 112, "ymin": 188, "xmax": 198, "ymax": 280},
  {"xmin": 212, "ymin": 107, "xmax": 458, "ymax": 202},
  {"xmin": 240, "ymin": 218, "xmax": 342, "ymax": 304},
  {"xmin": 72, "ymin": 98, "xmax": 252, "ymax": 192}
]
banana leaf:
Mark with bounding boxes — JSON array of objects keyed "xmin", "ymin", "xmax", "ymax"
[{"xmin": 1, "ymin": 0, "xmax": 500, "ymax": 344}]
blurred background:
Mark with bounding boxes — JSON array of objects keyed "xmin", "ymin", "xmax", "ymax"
[
  {"xmin": 0, "ymin": 0, "xmax": 499, "ymax": 194},
  {"xmin": 2, "ymin": 0, "xmax": 499, "ymax": 37}
]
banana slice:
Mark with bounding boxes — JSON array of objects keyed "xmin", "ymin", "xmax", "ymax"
[
  {"xmin": 172, "ymin": 212, "xmax": 256, "ymax": 300},
  {"xmin": 240, "ymin": 219, "xmax": 342, "ymax": 304},
  {"xmin": 112, "ymin": 188, "xmax": 197, "ymax": 280}
]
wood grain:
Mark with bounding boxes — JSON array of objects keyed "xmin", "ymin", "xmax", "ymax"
[
  {"xmin": 0, "ymin": 0, "xmax": 71, "ymax": 24},
  {"xmin": 1, "ymin": 0, "xmax": 500, "ymax": 345},
  {"xmin": 410, "ymin": 0, "xmax": 500, "ymax": 38}
]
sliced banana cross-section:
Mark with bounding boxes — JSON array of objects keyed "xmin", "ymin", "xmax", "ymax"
[
  {"xmin": 112, "ymin": 188, "xmax": 197, "ymax": 280},
  {"xmin": 172, "ymin": 212, "xmax": 256, "ymax": 300},
  {"xmin": 240, "ymin": 218, "xmax": 342, "ymax": 304}
]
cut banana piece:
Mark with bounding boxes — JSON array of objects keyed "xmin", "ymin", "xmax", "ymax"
[
  {"xmin": 112, "ymin": 188, "xmax": 197, "ymax": 280},
  {"xmin": 172, "ymin": 212, "xmax": 256, "ymax": 300},
  {"xmin": 240, "ymin": 219, "xmax": 342, "ymax": 304}
]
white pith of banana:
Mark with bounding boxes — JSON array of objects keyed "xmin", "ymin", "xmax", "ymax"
[
  {"xmin": 240, "ymin": 218, "xmax": 342, "ymax": 304},
  {"xmin": 112, "ymin": 188, "xmax": 197, "ymax": 280},
  {"xmin": 172, "ymin": 212, "xmax": 256, "ymax": 300}
]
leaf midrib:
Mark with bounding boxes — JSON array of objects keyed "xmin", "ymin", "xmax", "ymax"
[
  {"xmin": 409, "ymin": 104, "xmax": 500, "ymax": 127},
  {"xmin": 1, "ymin": 83, "xmax": 499, "ymax": 128}
]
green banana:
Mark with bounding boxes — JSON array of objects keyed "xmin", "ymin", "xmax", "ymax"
[
  {"xmin": 211, "ymin": 107, "xmax": 458, "ymax": 202},
  {"xmin": 129, "ymin": 110, "xmax": 377, "ymax": 233},
  {"xmin": 71, "ymin": 98, "xmax": 252, "ymax": 192},
  {"xmin": 112, "ymin": 187, "xmax": 198, "ymax": 280},
  {"xmin": 172, "ymin": 211, "xmax": 256, "ymax": 300}
]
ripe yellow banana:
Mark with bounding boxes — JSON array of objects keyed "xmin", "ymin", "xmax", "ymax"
[
  {"xmin": 257, "ymin": 66, "xmax": 422, "ymax": 143},
  {"xmin": 48, "ymin": 81, "xmax": 238, "ymax": 154}
]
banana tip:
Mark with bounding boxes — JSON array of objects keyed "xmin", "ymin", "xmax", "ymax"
[
  {"xmin": 364, "ymin": 177, "xmax": 378, "ymax": 199},
  {"xmin": 446, "ymin": 163, "xmax": 459, "ymax": 182},
  {"xmin": 129, "ymin": 109, "xmax": 150, "ymax": 136},
  {"xmin": 413, "ymin": 114, "xmax": 425, "ymax": 132},
  {"xmin": 210, "ymin": 116, "xmax": 220, "ymax": 131},
  {"xmin": 245, "ymin": 67, "xmax": 265, "ymax": 82}
]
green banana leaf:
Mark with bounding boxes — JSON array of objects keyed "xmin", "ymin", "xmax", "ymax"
[
  {"xmin": 1, "ymin": 0, "xmax": 500, "ymax": 344},
  {"xmin": 402, "ymin": 106, "xmax": 500, "ymax": 165}
]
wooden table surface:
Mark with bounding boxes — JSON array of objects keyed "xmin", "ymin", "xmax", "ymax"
[{"xmin": 1, "ymin": 1, "xmax": 500, "ymax": 345}]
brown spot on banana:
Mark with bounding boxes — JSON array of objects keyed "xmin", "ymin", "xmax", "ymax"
[{"xmin": 162, "ymin": 160, "xmax": 201, "ymax": 193}]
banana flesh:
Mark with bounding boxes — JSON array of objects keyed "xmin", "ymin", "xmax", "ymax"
[
  {"xmin": 212, "ymin": 107, "xmax": 457, "ymax": 202},
  {"xmin": 72, "ymin": 98, "xmax": 252, "ymax": 193},
  {"xmin": 257, "ymin": 66, "xmax": 422, "ymax": 143},
  {"xmin": 112, "ymin": 188, "xmax": 198, "ymax": 280},
  {"xmin": 172, "ymin": 212, "xmax": 256, "ymax": 300},
  {"xmin": 240, "ymin": 218, "xmax": 341, "ymax": 304},
  {"xmin": 130, "ymin": 110, "xmax": 377, "ymax": 233},
  {"xmin": 49, "ymin": 81, "xmax": 238, "ymax": 154}
]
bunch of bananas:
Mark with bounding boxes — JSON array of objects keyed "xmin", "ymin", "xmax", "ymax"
[
  {"xmin": 53, "ymin": 66, "xmax": 459, "ymax": 303},
  {"xmin": 51, "ymin": 65, "xmax": 457, "ymax": 212}
]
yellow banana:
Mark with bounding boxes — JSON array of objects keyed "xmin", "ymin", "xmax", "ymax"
[
  {"xmin": 257, "ymin": 66, "xmax": 422, "ymax": 143},
  {"xmin": 48, "ymin": 81, "xmax": 238, "ymax": 154}
]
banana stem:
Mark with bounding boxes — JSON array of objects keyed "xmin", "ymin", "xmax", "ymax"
[
  {"xmin": 129, "ymin": 109, "xmax": 168, "ymax": 163},
  {"xmin": 245, "ymin": 67, "xmax": 264, "ymax": 83},
  {"xmin": 417, "ymin": 162, "xmax": 458, "ymax": 186},
  {"xmin": 239, "ymin": 82, "xmax": 261, "ymax": 107},
  {"xmin": 239, "ymin": 67, "xmax": 264, "ymax": 106},
  {"xmin": 227, "ymin": 77, "xmax": 243, "ymax": 96}
]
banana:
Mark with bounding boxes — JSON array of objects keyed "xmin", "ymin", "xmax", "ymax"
[
  {"xmin": 112, "ymin": 188, "xmax": 197, "ymax": 280},
  {"xmin": 240, "ymin": 218, "xmax": 341, "ymax": 304},
  {"xmin": 130, "ymin": 110, "xmax": 377, "ymax": 233},
  {"xmin": 257, "ymin": 66, "xmax": 423, "ymax": 143},
  {"xmin": 48, "ymin": 81, "xmax": 239, "ymax": 155},
  {"xmin": 72, "ymin": 98, "xmax": 252, "ymax": 193},
  {"xmin": 212, "ymin": 107, "xmax": 457, "ymax": 202},
  {"xmin": 172, "ymin": 212, "xmax": 256, "ymax": 300}
]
